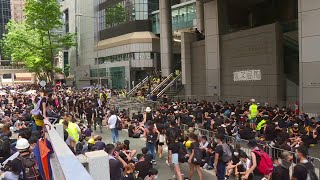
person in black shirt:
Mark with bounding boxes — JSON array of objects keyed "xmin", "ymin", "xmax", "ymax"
[
  {"xmin": 292, "ymin": 146, "xmax": 316, "ymax": 180},
  {"xmin": 272, "ymin": 151, "xmax": 292, "ymax": 180},
  {"xmin": 168, "ymin": 136, "xmax": 183, "ymax": 180},
  {"xmin": 84, "ymin": 103, "xmax": 93, "ymax": 126},
  {"xmin": 135, "ymin": 153, "xmax": 151, "ymax": 179},
  {"xmin": 105, "ymin": 144, "xmax": 127, "ymax": 180},
  {"xmin": 188, "ymin": 133, "xmax": 203, "ymax": 180}
]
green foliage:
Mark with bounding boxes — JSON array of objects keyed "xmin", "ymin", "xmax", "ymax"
[
  {"xmin": 1, "ymin": 0, "xmax": 76, "ymax": 82},
  {"xmin": 105, "ymin": 3, "xmax": 128, "ymax": 28}
]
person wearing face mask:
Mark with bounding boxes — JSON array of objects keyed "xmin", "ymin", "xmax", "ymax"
[
  {"xmin": 271, "ymin": 151, "xmax": 292, "ymax": 180},
  {"xmin": 235, "ymin": 151, "xmax": 252, "ymax": 180},
  {"xmin": 292, "ymin": 146, "xmax": 318, "ymax": 180}
]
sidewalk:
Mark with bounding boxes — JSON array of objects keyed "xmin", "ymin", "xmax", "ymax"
[{"xmin": 95, "ymin": 128, "xmax": 216, "ymax": 180}]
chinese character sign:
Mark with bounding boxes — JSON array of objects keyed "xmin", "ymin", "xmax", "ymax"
[{"xmin": 233, "ymin": 70, "xmax": 261, "ymax": 81}]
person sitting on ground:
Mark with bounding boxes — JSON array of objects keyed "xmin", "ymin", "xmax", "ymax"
[
  {"xmin": 135, "ymin": 153, "xmax": 152, "ymax": 179},
  {"xmin": 128, "ymin": 124, "xmax": 144, "ymax": 138},
  {"xmin": 94, "ymin": 135, "xmax": 106, "ymax": 150},
  {"xmin": 234, "ymin": 151, "xmax": 252, "ymax": 179},
  {"xmin": 144, "ymin": 168, "xmax": 158, "ymax": 180},
  {"xmin": 122, "ymin": 163, "xmax": 136, "ymax": 180},
  {"xmin": 141, "ymin": 147, "xmax": 153, "ymax": 165}
]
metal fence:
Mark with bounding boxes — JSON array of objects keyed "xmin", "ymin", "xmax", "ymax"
[
  {"xmin": 169, "ymin": 95, "xmax": 296, "ymax": 108},
  {"xmin": 180, "ymin": 124, "xmax": 320, "ymax": 177}
]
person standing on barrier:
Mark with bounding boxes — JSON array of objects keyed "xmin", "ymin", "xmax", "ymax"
[
  {"xmin": 271, "ymin": 151, "xmax": 293, "ymax": 180},
  {"xmin": 214, "ymin": 134, "xmax": 232, "ymax": 180},
  {"xmin": 292, "ymin": 146, "xmax": 318, "ymax": 180}
]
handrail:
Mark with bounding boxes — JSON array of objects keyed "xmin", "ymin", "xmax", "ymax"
[
  {"xmin": 157, "ymin": 73, "xmax": 181, "ymax": 98},
  {"xmin": 127, "ymin": 76, "xmax": 150, "ymax": 96},
  {"xmin": 43, "ymin": 119, "xmax": 93, "ymax": 180},
  {"xmin": 151, "ymin": 73, "xmax": 173, "ymax": 94}
]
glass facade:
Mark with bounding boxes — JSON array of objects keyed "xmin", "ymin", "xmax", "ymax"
[
  {"xmin": 151, "ymin": 2, "xmax": 196, "ymax": 34},
  {"xmin": 110, "ymin": 66, "xmax": 125, "ymax": 89},
  {"xmin": 90, "ymin": 68, "xmax": 108, "ymax": 78},
  {"xmin": 98, "ymin": 0, "xmax": 152, "ymax": 31},
  {"xmin": 0, "ymin": 0, "xmax": 11, "ymax": 56},
  {"xmin": 95, "ymin": 52, "xmax": 158, "ymax": 65}
]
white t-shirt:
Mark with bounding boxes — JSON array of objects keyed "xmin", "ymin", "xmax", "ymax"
[
  {"xmin": 108, "ymin": 114, "xmax": 118, "ymax": 129},
  {"xmin": 239, "ymin": 158, "xmax": 251, "ymax": 170}
]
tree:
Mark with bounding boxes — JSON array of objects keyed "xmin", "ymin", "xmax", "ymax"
[
  {"xmin": 1, "ymin": 0, "xmax": 76, "ymax": 82},
  {"xmin": 105, "ymin": 3, "xmax": 128, "ymax": 28}
]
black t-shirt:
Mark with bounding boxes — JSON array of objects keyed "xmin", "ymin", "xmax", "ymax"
[
  {"xmin": 168, "ymin": 141, "xmax": 180, "ymax": 154},
  {"xmin": 292, "ymin": 162, "xmax": 313, "ymax": 180},
  {"xmin": 166, "ymin": 127, "xmax": 181, "ymax": 144},
  {"xmin": 272, "ymin": 165, "xmax": 290, "ymax": 180},
  {"xmin": 135, "ymin": 161, "xmax": 151, "ymax": 179},
  {"xmin": 109, "ymin": 158, "xmax": 123, "ymax": 180},
  {"xmin": 122, "ymin": 173, "xmax": 134, "ymax": 180},
  {"xmin": 215, "ymin": 144, "xmax": 224, "ymax": 162}
]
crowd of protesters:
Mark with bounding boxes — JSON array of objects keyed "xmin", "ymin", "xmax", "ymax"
[{"xmin": 0, "ymin": 82, "xmax": 319, "ymax": 180}]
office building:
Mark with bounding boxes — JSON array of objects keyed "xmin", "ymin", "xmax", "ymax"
[{"xmin": 63, "ymin": 0, "xmax": 320, "ymax": 113}]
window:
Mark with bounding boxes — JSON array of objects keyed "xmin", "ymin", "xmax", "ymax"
[{"xmin": 64, "ymin": 9, "xmax": 69, "ymax": 33}]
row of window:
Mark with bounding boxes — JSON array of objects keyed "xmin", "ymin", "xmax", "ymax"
[
  {"xmin": 151, "ymin": 2, "xmax": 196, "ymax": 33},
  {"xmin": 94, "ymin": 52, "xmax": 159, "ymax": 65},
  {"xmin": 98, "ymin": 0, "xmax": 151, "ymax": 31}
]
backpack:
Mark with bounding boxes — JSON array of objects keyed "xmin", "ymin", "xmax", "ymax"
[
  {"xmin": 221, "ymin": 144, "xmax": 232, "ymax": 163},
  {"xmin": 116, "ymin": 116, "xmax": 122, "ymax": 130},
  {"xmin": 252, "ymin": 149, "xmax": 273, "ymax": 175},
  {"xmin": 178, "ymin": 143, "xmax": 188, "ymax": 163},
  {"xmin": 192, "ymin": 143, "xmax": 203, "ymax": 164},
  {"xmin": 18, "ymin": 154, "xmax": 41, "ymax": 180},
  {"xmin": 297, "ymin": 162, "xmax": 318, "ymax": 180},
  {"xmin": 146, "ymin": 129, "xmax": 157, "ymax": 144}
]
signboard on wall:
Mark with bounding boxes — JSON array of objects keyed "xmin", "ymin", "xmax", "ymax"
[{"xmin": 233, "ymin": 70, "xmax": 261, "ymax": 81}]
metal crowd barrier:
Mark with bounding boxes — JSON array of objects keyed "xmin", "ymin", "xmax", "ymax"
[{"xmin": 180, "ymin": 123, "xmax": 320, "ymax": 177}]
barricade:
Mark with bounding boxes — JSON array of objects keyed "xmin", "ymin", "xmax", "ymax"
[{"xmin": 181, "ymin": 123, "xmax": 320, "ymax": 178}]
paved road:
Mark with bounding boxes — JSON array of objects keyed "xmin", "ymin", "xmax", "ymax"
[{"xmin": 95, "ymin": 128, "xmax": 216, "ymax": 180}]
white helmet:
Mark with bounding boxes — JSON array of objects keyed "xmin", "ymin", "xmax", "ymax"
[
  {"xmin": 145, "ymin": 107, "xmax": 151, "ymax": 112},
  {"xmin": 16, "ymin": 138, "xmax": 30, "ymax": 150},
  {"xmin": 250, "ymin": 98, "xmax": 256, "ymax": 103}
]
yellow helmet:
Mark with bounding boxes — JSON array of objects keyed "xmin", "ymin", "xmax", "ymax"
[
  {"xmin": 185, "ymin": 140, "xmax": 192, "ymax": 148},
  {"xmin": 88, "ymin": 138, "xmax": 95, "ymax": 144}
]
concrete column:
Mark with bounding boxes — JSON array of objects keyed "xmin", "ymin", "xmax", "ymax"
[
  {"xmin": 85, "ymin": 150, "xmax": 110, "ymax": 180},
  {"xmin": 159, "ymin": 0, "xmax": 173, "ymax": 77},
  {"xmin": 204, "ymin": 0, "xmax": 220, "ymax": 96},
  {"xmin": 11, "ymin": 73, "xmax": 15, "ymax": 85},
  {"xmin": 181, "ymin": 32, "xmax": 197, "ymax": 95},
  {"xmin": 196, "ymin": 0, "xmax": 204, "ymax": 32},
  {"xmin": 298, "ymin": 0, "xmax": 320, "ymax": 113}
]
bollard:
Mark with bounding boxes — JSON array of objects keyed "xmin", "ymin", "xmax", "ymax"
[{"xmin": 85, "ymin": 150, "xmax": 110, "ymax": 180}]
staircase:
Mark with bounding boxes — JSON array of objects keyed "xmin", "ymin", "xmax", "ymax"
[
  {"xmin": 150, "ymin": 73, "xmax": 174, "ymax": 94},
  {"xmin": 157, "ymin": 73, "xmax": 183, "ymax": 98},
  {"xmin": 127, "ymin": 76, "xmax": 150, "ymax": 96}
]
